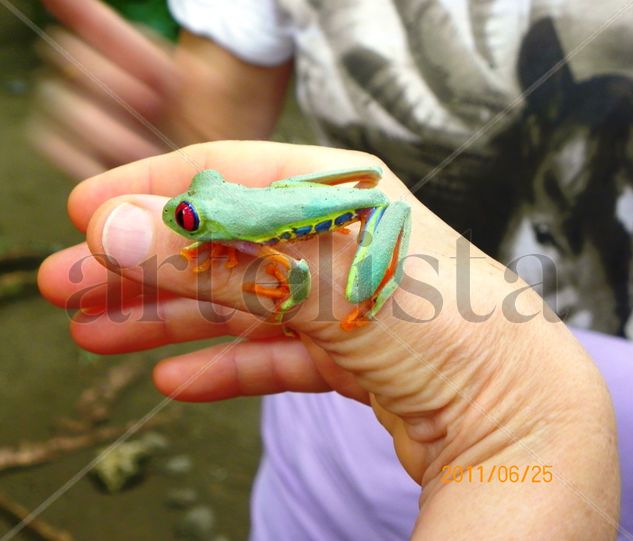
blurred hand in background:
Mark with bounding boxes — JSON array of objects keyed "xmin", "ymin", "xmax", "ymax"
[{"xmin": 28, "ymin": 0, "xmax": 292, "ymax": 180}]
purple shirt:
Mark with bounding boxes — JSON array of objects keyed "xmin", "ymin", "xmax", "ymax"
[{"xmin": 250, "ymin": 329, "xmax": 633, "ymax": 540}]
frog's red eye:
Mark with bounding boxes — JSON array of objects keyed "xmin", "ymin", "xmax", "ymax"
[{"xmin": 175, "ymin": 201, "xmax": 199, "ymax": 232}]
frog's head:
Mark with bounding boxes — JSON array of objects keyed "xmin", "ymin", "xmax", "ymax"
[
  {"xmin": 162, "ymin": 170, "xmax": 230, "ymax": 241},
  {"xmin": 163, "ymin": 194, "xmax": 231, "ymax": 241}
]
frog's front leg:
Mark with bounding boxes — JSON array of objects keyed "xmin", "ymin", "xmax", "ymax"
[
  {"xmin": 237, "ymin": 242, "xmax": 311, "ymax": 321},
  {"xmin": 181, "ymin": 241, "xmax": 238, "ymax": 272},
  {"xmin": 342, "ymin": 201, "xmax": 411, "ymax": 331}
]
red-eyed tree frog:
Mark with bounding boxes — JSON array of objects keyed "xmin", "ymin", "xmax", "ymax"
[{"xmin": 162, "ymin": 167, "xmax": 411, "ymax": 330}]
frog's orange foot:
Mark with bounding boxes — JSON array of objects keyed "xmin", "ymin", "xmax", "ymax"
[
  {"xmin": 244, "ymin": 262, "xmax": 291, "ymax": 313},
  {"xmin": 243, "ymin": 283, "xmax": 289, "ymax": 300},
  {"xmin": 336, "ymin": 227, "xmax": 352, "ymax": 235},
  {"xmin": 181, "ymin": 242, "xmax": 238, "ymax": 271},
  {"xmin": 193, "ymin": 258, "xmax": 212, "ymax": 273},
  {"xmin": 180, "ymin": 242, "xmax": 211, "ymax": 262},
  {"xmin": 222, "ymin": 246, "xmax": 239, "ymax": 269},
  {"xmin": 210, "ymin": 244, "xmax": 238, "ymax": 269},
  {"xmin": 340, "ymin": 300, "xmax": 373, "ymax": 332}
]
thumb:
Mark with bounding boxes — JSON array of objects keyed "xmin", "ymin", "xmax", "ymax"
[{"xmin": 86, "ymin": 194, "xmax": 269, "ymax": 316}]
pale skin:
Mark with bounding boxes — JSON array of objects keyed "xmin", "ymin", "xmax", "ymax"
[
  {"xmin": 32, "ymin": 1, "xmax": 620, "ymax": 538},
  {"xmin": 38, "ymin": 141, "xmax": 618, "ymax": 540}
]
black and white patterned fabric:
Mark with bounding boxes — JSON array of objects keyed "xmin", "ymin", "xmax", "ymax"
[{"xmin": 171, "ymin": 0, "xmax": 633, "ymax": 337}]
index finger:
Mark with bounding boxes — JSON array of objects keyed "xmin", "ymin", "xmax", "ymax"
[{"xmin": 68, "ymin": 141, "xmax": 387, "ymax": 230}]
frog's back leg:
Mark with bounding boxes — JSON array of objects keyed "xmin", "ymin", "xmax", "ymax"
[
  {"xmin": 270, "ymin": 166, "xmax": 382, "ymax": 189},
  {"xmin": 343, "ymin": 201, "xmax": 411, "ymax": 330},
  {"xmin": 237, "ymin": 242, "xmax": 311, "ymax": 322}
]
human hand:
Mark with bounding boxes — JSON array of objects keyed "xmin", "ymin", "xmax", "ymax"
[
  {"xmin": 29, "ymin": 0, "xmax": 291, "ymax": 179},
  {"xmin": 38, "ymin": 142, "xmax": 619, "ymax": 539},
  {"xmin": 29, "ymin": 0, "xmax": 177, "ymax": 179}
]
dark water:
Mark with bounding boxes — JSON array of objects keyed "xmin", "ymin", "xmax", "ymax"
[{"xmin": 0, "ymin": 4, "xmax": 312, "ymax": 540}]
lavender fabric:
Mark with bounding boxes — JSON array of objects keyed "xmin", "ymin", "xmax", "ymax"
[{"xmin": 250, "ymin": 328, "xmax": 633, "ymax": 540}]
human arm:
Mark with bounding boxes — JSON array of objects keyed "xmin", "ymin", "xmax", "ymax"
[
  {"xmin": 38, "ymin": 141, "xmax": 620, "ymax": 539},
  {"xmin": 29, "ymin": 0, "xmax": 292, "ymax": 178}
]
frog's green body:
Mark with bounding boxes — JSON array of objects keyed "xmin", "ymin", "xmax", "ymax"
[{"xmin": 163, "ymin": 167, "xmax": 411, "ymax": 330}]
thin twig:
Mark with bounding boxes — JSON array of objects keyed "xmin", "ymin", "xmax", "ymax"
[
  {"xmin": 0, "ymin": 415, "xmax": 170, "ymax": 472},
  {"xmin": 0, "ymin": 491, "xmax": 74, "ymax": 541},
  {"xmin": 0, "ymin": 270, "xmax": 37, "ymax": 300},
  {"xmin": 75, "ymin": 361, "xmax": 147, "ymax": 427},
  {"xmin": 0, "ymin": 250, "xmax": 53, "ymax": 274}
]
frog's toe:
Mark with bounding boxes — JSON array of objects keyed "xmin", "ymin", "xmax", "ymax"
[
  {"xmin": 245, "ymin": 258, "xmax": 310, "ymax": 321},
  {"xmin": 180, "ymin": 241, "xmax": 206, "ymax": 261},
  {"xmin": 193, "ymin": 258, "xmax": 212, "ymax": 273}
]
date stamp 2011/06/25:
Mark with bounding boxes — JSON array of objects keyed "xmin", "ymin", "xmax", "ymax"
[{"xmin": 440, "ymin": 465, "xmax": 553, "ymax": 484}]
